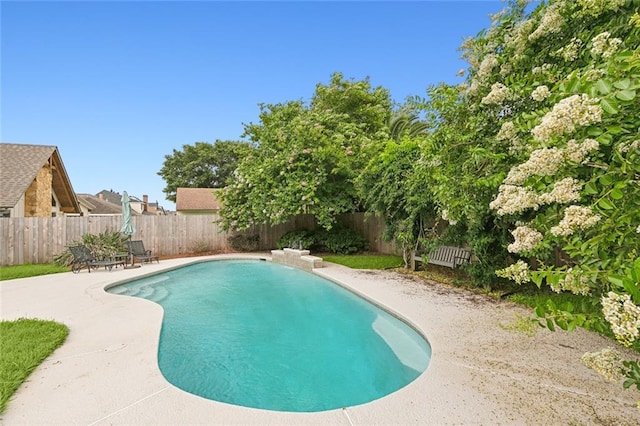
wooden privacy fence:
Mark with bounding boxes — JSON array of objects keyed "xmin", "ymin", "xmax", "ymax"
[{"xmin": 0, "ymin": 213, "xmax": 395, "ymax": 266}]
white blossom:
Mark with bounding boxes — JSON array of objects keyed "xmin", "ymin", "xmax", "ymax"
[
  {"xmin": 532, "ymin": 94, "xmax": 603, "ymax": 142},
  {"xmin": 496, "ymin": 260, "xmax": 531, "ymax": 284},
  {"xmin": 477, "ymin": 54, "xmax": 499, "ymax": 81},
  {"xmin": 555, "ymin": 37, "xmax": 583, "ymax": 61},
  {"xmin": 496, "ymin": 121, "xmax": 517, "ymax": 141},
  {"xmin": 581, "ymin": 348, "xmax": 625, "ymax": 382},
  {"xmin": 602, "ymin": 292, "xmax": 640, "ymax": 347},
  {"xmin": 529, "ymin": 2, "xmax": 564, "ymax": 41},
  {"xmin": 482, "ymin": 83, "xmax": 513, "ymax": 105},
  {"xmin": 551, "ymin": 205, "xmax": 601, "ymax": 236},
  {"xmin": 565, "ymin": 138, "xmax": 599, "ymax": 163},
  {"xmin": 504, "ymin": 148, "xmax": 564, "ymax": 185},
  {"xmin": 531, "ymin": 85, "xmax": 552, "ymax": 102},
  {"xmin": 590, "ymin": 32, "xmax": 623, "ymax": 58},
  {"xmin": 549, "ymin": 267, "xmax": 592, "ymax": 295},
  {"xmin": 507, "ymin": 226, "xmax": 543, "ymax": 253},
  {"xmin": 538, "ymin": 177, "xmax": 582, "ymax": 205},
  {"xmin": 490, "ymin": 185, "xmax": 540, "ymax": 215}
]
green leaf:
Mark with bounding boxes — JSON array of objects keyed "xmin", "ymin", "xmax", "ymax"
[
  {"xmin": 598, "ymin": 198, "xmax": 614, "ymax": 210},
  {"xmin": 613, "ymin": 78, "xmax": 631, "ymax": 90},
  {"xmin": 616, "ymin": 90, "xmax": 636, "ymax": 101},
  {"xmin": 595, "ymin": 79, "xmax": 612, "ymax": 94},
  {"xmin": 584, "ymin": 182, "xmax": 598, "ymax": 195},
  {"xmin": 599, "ymin": 175, "xmax": 613, "ymax": 186},
  {"xmin": 600, "ymin": 98, "xmax": 619, "ymax": 115},
  {"xmin": 546, "ymin": 318, "xmax": 555, "ymax": 331},
  {"xmin": 535, "ymin": 305, "xmax": 545, "ymax": 318},
  {"xmin": 610, "ymin": 188, "xmax": 624, "ymax": 200}
]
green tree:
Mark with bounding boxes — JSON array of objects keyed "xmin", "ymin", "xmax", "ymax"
[
  {"xmin": 158, "ymin": 140, "xmax": 254, "ymax": 202},
  {"xmin": 219, "ymin": 73, "xmax": 392, "ymax": 230}
]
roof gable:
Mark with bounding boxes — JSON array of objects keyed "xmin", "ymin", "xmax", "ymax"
[{"xmin": 0, "ymin": 143, "xmax": 80, "ymax": 213}]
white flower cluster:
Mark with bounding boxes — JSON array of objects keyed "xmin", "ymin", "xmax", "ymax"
[
  {"xmin": 583, "ymin": 67, "xmax": 606, "ymax": 82},
  {"xmin": 482, "ymin": 83, "xmax": 513, "ymax": 105},
  {"xmin": 531, "ymin": 94, "xmax": 603, "ymax": 142},
  {"xmin": 496, "ymin": 121, "xmax": 517, "ymax": 141},
  {"xmin": 477, "ymin": 54, "xmax": 499, "ymax": 82},
  {"xmin": 590, "ymin": 32, "xmax": 623, "ymax": 58},
  {"xmin": 556, "ymin": 37, "xmax": 583, "ymax": 61},
  {"xmin": 538, "ymin": 177, "xmax": 582, "ymax": 204},
  {"xmin": 528, "ymin": 2, "xmax": 564, "ymax": 41},
  {"xmin": 549, "ymin": 267, "xmax": 592, "ymax": 295},
  {"xmin": 490, "ymin": 185, "xmax": 541, "ymax": 215},
  {"xmin": 636, "ymin": 224, "xmax": 640, "ymax": 233},
  {"xmin": 531, "ymin": 85, "xmax": 552, "ymax": 102},
  {"xmin": 503, "ymin": 140, "xmax": 599, "ymax": 186},
  {"xmin": 532, "ymin": 63, "xmax": 553, "ymax": 74},
  {"xmin": 565, "ymin": 138, "xmax": 599, "ymax": 163},
  {"xmin": 602, "ymin": 292, "xmax": 640, "ymax": 347},
  {"xmin": 575, "ymin": 0, "xmax": 626, "ymax": 18},
  {"xmin": 491, "ymin": 178, "xmax": 582, "ymax": 215},
  {"xmin": 505, "ymin": 19, "xmax": 535, "ymax": 57},
  {"xmin": 505, "ymin": 147, "xmax": 564, "ymax": 185},
  {"xmin": 551, "ymin": 205, "xmax": 601, "ymax": 236},
  {"xmin": 581, "ymin": 348, "xmax": 624, "ymax": 382},
  {"xmin": 507, "ymin": 225, "xmax": 543, "ymax": 253},
  {"xmin": 441, "ymin": 209, "xmax": 458, "ymax": 225},
  {"xmin": 495, "ymin": 260, "xmax": 531, "ymax": 284},
  {"xmin": 617, "ymin": 139, "xmax": 640, "ymax": 154}
]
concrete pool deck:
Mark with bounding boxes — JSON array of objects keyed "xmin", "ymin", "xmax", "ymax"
[{"xmin": 1, "ymin": 254, "xmax": 639, "ymax": 425}]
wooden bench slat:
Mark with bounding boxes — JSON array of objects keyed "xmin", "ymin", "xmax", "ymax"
[{"xmin": 412, "ymin": 245, "xmax": 470, "ymax": 270}]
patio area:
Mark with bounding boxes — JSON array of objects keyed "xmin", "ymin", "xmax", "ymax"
[{"xmin": 1, "ymin": 254, "xmax": 638, "ymax": 425}]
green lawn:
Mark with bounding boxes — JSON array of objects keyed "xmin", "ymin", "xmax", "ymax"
[
  {"xmin": 0, "ymin": 319, "xmax": 69, "ymax": 413},
  {"xmin": 0, "ymin": 264, "xmax": 69, "ymax": 281},
  {"xmin": 322, "ymin": 254, "xmax": 404, "ymax": 269}
]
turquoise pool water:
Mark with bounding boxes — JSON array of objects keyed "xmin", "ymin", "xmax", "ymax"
[{"xmin": 107, "ymin": 259, "xmax": 431, "ymax": 412}]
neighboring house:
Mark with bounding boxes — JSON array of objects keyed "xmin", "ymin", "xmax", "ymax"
[
  {"xmin": 175, "ymin": 188, "xmax": 221, "ymax": 215},
  {"xmin": 76, "ymin": 193, "xmax": 132, "ymax": 216},
  {"xmin": 0, "ymin": 143, "xmax": 81, "ymax": 217},
  {"xmin": 81, "ymin": 190, "xmax": 166, "ymax": 216}
]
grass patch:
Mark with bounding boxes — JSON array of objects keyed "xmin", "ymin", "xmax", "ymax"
[
  {"xmin": 0, "ymin": 264, "xmax": 69, "ymax": 281},
  {"xmin": 0, "ymin": 318, "xmax": 69, "ymax": 413},
  {"xmin": 323, "ymin": 253, "xmax": 404, "ymax": 269}
]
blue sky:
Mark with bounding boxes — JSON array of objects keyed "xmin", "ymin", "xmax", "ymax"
[{"xmin": 2, "ymin": 0, "xmax": 507, "ymax": 211}]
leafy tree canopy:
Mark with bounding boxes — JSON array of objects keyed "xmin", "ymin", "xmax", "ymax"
[
  {"xmin": 158, "ymin": 140, "xmax": 254, "ymax": 202},
  {"xmin": 219, "ymin": 72, "xmax": 393, "ymax": 230}
]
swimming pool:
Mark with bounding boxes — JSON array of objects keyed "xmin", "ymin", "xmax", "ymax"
[{"xmin": 107, "ymin": 259, "xmax": 431, "ymax": 412}]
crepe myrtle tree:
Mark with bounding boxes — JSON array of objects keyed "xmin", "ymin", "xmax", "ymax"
[
  {"xmin": 158, "ymin": 140, "xmax": 254, "ymax": 202},
  {"xmin": 219, "ymin": 73, "xmax": 392, "ymax": 231},
  {"xmin": 441, "ymin": 0, "xmax": 640, "ymax": 392}
]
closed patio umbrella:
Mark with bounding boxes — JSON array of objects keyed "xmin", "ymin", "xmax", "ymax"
[
  {"xmin": 120, "ymin": 191, "xmax": 136, "ymax": 267},
  {"xmin": 120, "ymin": 191, "xmax": 135, "ymax": 237}
]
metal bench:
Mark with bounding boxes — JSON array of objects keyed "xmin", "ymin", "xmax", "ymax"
[{"xmin": 412, "ymin": 246, "xmax": 471, "ymax": 270}]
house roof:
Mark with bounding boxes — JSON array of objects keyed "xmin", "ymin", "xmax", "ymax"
[
  {"xmin": 77, "ymin": 193, "xmax": 139, "ymax": 215},
  {"xmin": 176, "ymin": 188, "xmax": 221, "ymax": 211},
  {"xmin": 0, "ymin": 143, "xmax": 80, "ymax": 213}
]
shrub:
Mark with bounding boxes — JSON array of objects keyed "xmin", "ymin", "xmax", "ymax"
[
  {"xmin": 277, "ymin": 230, "xmax": 317, "ymax": 250},
  {"xmin": 227, "ymin": 234, "xmax": 260, "ymax": 251},
  {"xmin": 315, "ymin": 226, "xmax": 369, "ymax": 254},
  {"xmin": 53, "ymin": 231, "xmax": 129, "ymax": 266}
]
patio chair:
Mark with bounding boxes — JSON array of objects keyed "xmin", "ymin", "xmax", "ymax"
[
  {"xmin": 68, "ymin": 245, "xmax": 125, "ymax": 273},
  {"xmin": 127, "ymin": 240, "xmax": 160, "ymax": 266}
]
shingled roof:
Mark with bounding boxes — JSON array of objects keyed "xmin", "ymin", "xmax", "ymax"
[{"xmin": 0, "ymin": 143, "xmax": 80, "ymax": 213}]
